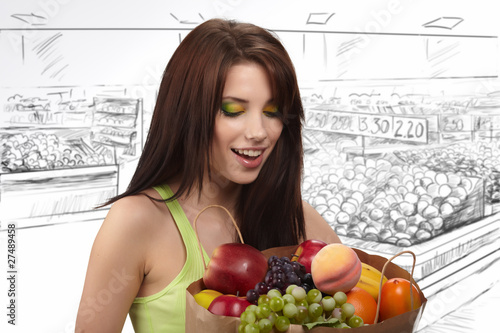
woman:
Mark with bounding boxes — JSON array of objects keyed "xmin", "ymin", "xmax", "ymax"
[{"xmin": 76, "ymin": 18, "xmax": 340, "ymax": 332}]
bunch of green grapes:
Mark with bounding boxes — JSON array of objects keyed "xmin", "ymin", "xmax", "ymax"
[{"xmin": 238, "ymin": 285, "xmax": 364, "ymax": 332}]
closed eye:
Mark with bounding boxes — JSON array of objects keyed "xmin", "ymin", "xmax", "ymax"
[
  {"xmin": 221, "ymin": 102, "xmax": 245, "ymax": 117},
  {"xmin": 263, "ymin": 105, "xmax": 280, "ymax": 118}
]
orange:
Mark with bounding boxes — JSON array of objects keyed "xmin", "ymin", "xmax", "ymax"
[{"xmin": 345, "ymin": 287, "xmax": 378, "ymax": 325}]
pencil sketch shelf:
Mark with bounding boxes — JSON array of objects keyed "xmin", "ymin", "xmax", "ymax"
[
  {"xmin": 0, "ymin": 94, "xmax": 144, "ymax": 229},
  {"xmin": 301, "ymin": 91, "xmax": 500, "ymax": 330},
  {"xmin": 90, "ymin": 97, "xmax": 142, "ymax": 156},
  {"xmin": 0, "ymin": 165, "xmax": 118, "ymax": 230},
  {"xmin": 302, "ymin": 97, "xmax": 500, "ymax": 237},
  {"xmin": 2, "ymin": 96, "xmax": 94, "ymax": 128},
  {"xmin": 0, "ymin": 125, "xmax": 119, "ymax": 229}
]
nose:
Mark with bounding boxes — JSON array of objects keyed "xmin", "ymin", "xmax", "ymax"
[{"xmin": 244, "ymin": 113, "xmax": 267, "ymax": 142}]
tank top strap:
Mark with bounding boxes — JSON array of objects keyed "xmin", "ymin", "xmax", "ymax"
[{"xmin": 153, "ymin": 184, "xmax": 210, "ymax": 265}]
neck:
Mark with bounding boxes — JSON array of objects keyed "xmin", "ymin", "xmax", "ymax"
[
  {"xmin": 170, "ymin": 172, "xmax": 241, "ymax": 212},
  {"xmin": 197, "ymin": 174, "xmax": 241, "ymax": 211}
]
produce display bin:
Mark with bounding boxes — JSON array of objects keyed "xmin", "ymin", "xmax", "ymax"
[{"xmin": 0, "ymin": 165, "xmax": 118, "ymax": 229}]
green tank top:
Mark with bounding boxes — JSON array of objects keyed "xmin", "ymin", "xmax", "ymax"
[{"xmin": 129, "ymin": 184, "xmax": 210, "ymax": 332}]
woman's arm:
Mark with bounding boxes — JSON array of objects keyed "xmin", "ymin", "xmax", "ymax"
[
  {"xmin": 75, "ymin": 196, "xmax": 150, "ymax": 332},
  {"xmin": 302, "ymin": 200, "xmax": 342, "ymax": 244}
]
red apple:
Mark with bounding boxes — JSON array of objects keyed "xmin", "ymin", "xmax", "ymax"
[
  {"xmin": 207, "ymin": 294, "xmax": 252, "ymax": 317},
  {"xmin": 291, "ymin": 239, "xmax": 328, "ymax": 273},
  {"xmin": 203, "ymin": 243, "xmax": 268, "ymax": 296}
]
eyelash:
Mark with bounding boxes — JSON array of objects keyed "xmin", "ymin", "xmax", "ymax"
[
  {"xmin": 220, "ymin": 105, "xmax": 280, "ymax": 118},
  {"xmin": 220, "ymin": 108, "xmax": 243, "ymax": 117},
  {"xmin": 264, "ymin": 110, "xmax": 281, "ymax": 118}
]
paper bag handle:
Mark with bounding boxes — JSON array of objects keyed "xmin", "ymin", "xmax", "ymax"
[
  {"xmin": 374, "ymin": 250, "xmax": 418, "ymax": 324},
  {"xmin": 193, "ymin": 205, "xmax": 244, "ymax": 270}
]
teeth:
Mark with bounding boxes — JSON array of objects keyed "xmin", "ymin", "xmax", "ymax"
[{"xmin": 235, "ymin": 149, "xmax": 262, "ymax": 157}]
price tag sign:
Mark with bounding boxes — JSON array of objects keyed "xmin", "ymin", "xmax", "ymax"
[
  {"xmin": 305, "ymin": 109, "xmax": 359, "ymax": 135},
  {"xmin": 440, "ymin": 114, "xmax": 472, "ymax": 132},
  {"xmin": 474, "ymin": 114, "xmax": 500, "ymax": 131},
  {"xmin": 305, "ymin": 109, "xmax": 428, "ymax": 143},
  {"xmin": 359, "ymin": 114, "xmax": 428, "ymax": 143}
]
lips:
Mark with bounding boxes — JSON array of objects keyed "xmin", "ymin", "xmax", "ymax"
[
  {"xmin": 231, "ymin": 148, "xmax": 265, "ymax": 168},
  {"xmin": 232, "ymin": 148, "xmax": 263, "ymax": 159}
]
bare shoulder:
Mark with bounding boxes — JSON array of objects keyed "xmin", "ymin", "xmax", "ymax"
[
  {"xmin": 92, "ymin": 189, "xmax": 174, "ymax": 262},
  {"xmin": 302, "ymin": 200, "xmax": 342, "ymax": 244},
  {"xmin": 92, "ymin": 192, "xmax": 160, "ymax": 255},
  {"xmin": 103, "ymin": 189, "xmax": 166, "ymax": 235}
]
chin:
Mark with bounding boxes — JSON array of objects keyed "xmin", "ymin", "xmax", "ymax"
[
  {"xmin": 228, "ymin": 172, "xmax": 260, "ymax": 185},
  {"xmin": 233, "ymin": 176, "xmax": 258, "ymax": 185}
]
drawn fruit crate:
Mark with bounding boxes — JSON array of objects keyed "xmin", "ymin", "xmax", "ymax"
[{"xmin": 0, "ymin": 165, "xmax": 118, "ymax": 229}]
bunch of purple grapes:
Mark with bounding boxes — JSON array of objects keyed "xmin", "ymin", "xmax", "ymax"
[{"xmin": 246, "ymin": 255, "xmax": 316, "ymax": 304}]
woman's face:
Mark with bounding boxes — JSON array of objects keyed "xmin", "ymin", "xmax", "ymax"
[{"xmin": 210, "ymin": 62, "xmax": 284, "ymax": 185}]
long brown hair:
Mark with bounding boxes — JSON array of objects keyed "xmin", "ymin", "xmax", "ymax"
[{"xmin": 105, "ymin": 19, "xmax": 305, "ymax": 250}]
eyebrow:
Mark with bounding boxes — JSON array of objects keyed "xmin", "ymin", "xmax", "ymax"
[
  {"xmin": 222, "ymin": 96, "xmax": 248, "ymax": 103},
  {"xmin": 222, "ymin": 96, "xmax": 275, "ymax": 104}
]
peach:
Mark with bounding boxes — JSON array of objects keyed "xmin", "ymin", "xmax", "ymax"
[{"xmin": 311, "ymin": 243, "xmax": 362, "ymax": 294}]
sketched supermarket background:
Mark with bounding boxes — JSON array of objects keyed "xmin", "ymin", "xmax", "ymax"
[{"xmin": 1, "ymin": 0, "xmax": 500, "ymax": 332}]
